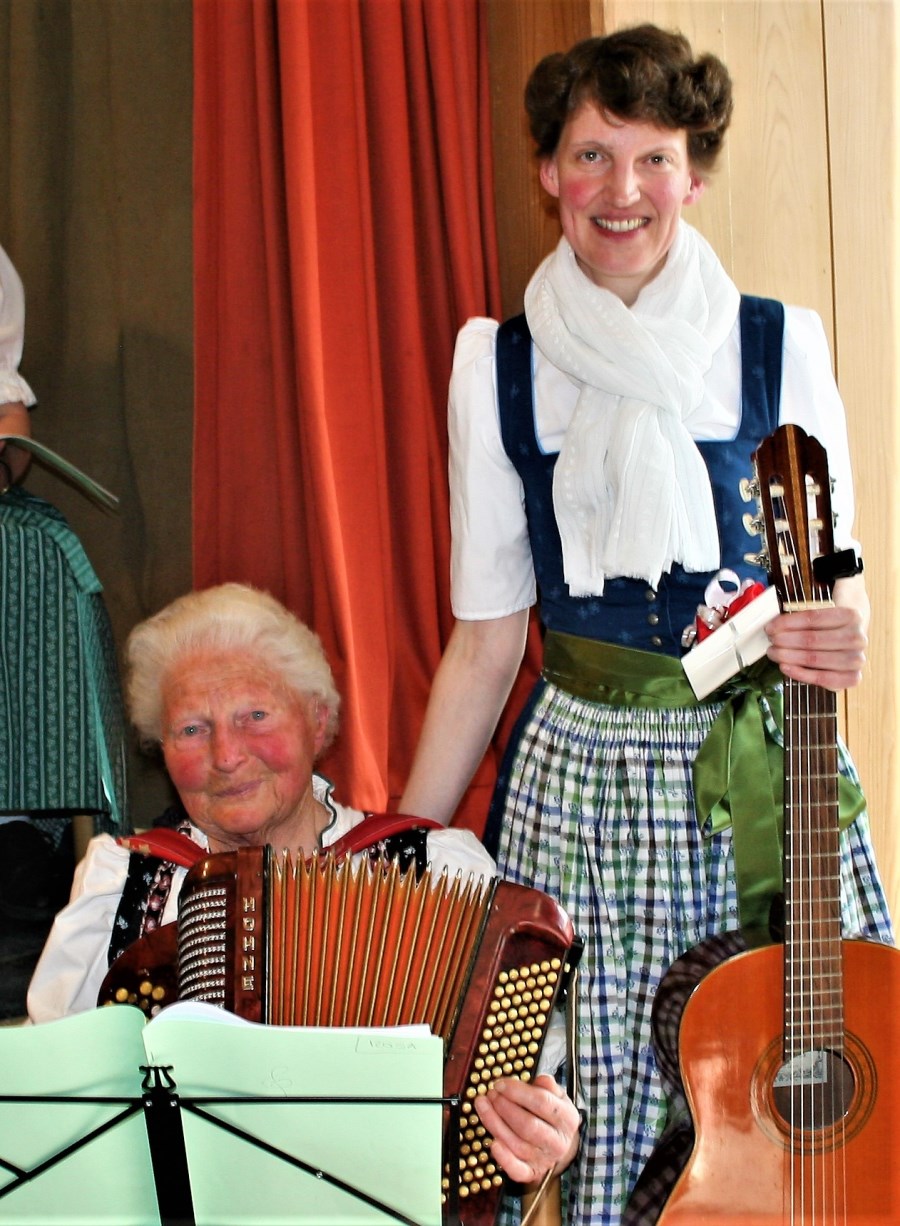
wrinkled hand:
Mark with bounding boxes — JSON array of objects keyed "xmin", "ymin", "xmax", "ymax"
[
  {"xmin": 766, "ymin": 603, "xmax": 867, "ymax": 691},
  {"xmin": 473, "ymin": 1074, "xmax": 581, "ymax": 1187}
]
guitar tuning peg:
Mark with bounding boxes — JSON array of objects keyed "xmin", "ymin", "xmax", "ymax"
[
  {"xmin": 739, "ymin": 477, "xmax": 758, "ymax": 503},
  {"xmin": 742, "ymin": 511, "xmax": 764, "ymax": 538},
  {"xmin": 744, "ymin": 549, "xmax": 769, "ymax": 569}
]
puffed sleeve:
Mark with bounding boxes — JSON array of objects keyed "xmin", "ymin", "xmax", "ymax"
[
  {"xmin": 448, "ymin": 318, "xmax": 537, "ymax": 619},
  {"xmin": 779, "ymin": 306, "xmax": 857, "ymax": 549},
  {"xmin": 425, "ymin": 826, "xmax": 495, "ymax": 883},
  {"xmin": 27, "ymin": 835, "xmax": 133, "ymax": 1023},
  {"xmin": 0, "ymin": 244, "xmax": 37, "ymax": 407}
]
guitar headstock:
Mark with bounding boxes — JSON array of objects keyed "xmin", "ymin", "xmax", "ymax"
[{"xmin": 744, "ymin": 424, "xmax": 835, "ymax": 609}]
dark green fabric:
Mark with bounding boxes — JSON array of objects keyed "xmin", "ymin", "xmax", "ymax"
[{"xmin": 0, "ymin": 487, "xmax": 127, "ymax": 828}]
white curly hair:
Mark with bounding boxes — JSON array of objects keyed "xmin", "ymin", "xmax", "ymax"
[{"xmin": 126, "ymin": 583, "xmax": 341, "ymax": 749}]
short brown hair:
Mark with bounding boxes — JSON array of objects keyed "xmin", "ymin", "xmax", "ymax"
[{"xmin": 526, "ymin": 24, "xmax": 733, "ymax": 174}]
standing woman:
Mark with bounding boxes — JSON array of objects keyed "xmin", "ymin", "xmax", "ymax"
[{"xmin": 400, "ymin": 25, "xmax": 893, "ymax": 1226}]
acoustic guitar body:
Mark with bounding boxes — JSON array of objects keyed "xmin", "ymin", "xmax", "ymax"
[{"xmin": 657, "ymin": 937, "xmax": 900, "ymax": 1225}]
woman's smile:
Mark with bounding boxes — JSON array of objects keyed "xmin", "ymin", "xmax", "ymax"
[
  {"xmin": 213, "ymin": 778, "xmax": 262, "ymax": 799},
  {"xmin": 592, "ymin": 216, "xmax": 648, "ymax": 233}
]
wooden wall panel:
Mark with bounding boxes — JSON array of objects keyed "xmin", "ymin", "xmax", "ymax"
[
  {"xmin": 488, "ymin": 0, "xmax": 899, "ymax": 920},
  {"xmin": 826, "ymin": 0, "xmax": 899, "ymax": 918},
  {"xmin": 486, "ymin": 0, "xmax": 592, "ymax": 318}
]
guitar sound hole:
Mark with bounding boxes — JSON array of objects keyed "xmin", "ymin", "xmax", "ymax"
[{"xmin": 772, "ymin": 1049, "xmax": 854, "ymax": 1129}]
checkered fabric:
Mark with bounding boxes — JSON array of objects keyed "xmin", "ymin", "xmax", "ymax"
[{"xmin": 493, "ymin": 679, "xmax": 893, "ymax": 1226}]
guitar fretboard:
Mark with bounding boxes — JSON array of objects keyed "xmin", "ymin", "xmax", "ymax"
[{"xmin": 783, "ymin": 675, "xmax": 843, "ymax": 1055}]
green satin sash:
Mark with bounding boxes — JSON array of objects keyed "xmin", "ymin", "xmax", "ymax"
[{"xmin": 541, "ymin": 630, "xmax": 865, "ymax": 931}]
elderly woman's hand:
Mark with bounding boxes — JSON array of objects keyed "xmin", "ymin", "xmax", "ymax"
[
  {"xmin": 473, "ymin": 1074, "xmax": 581, "ymax": 1187},
  {"xmin": 766, "ymin": 597, "xmax": 867, "ymax": 692}
]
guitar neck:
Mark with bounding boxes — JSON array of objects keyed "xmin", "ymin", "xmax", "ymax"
[{"xmin": 783, "ymin": 675, "xmax": 843, "ymax": 1055}]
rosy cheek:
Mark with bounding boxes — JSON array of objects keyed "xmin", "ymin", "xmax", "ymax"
[
  {"xmin": 163, "ymin": 747, "xmax": 209, "ymax": 795},
  {"xmin": 253, "ymin": 731, "xmax": 297, "ymax": 773},
  {"xmin": 558, "ymin": 175, "xmax": 601, "ymax": 210}
]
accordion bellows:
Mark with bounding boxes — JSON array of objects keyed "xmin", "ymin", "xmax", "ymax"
[
  {"xmin": 101, "ymin": 848, "xmax": 577, "ymax": 1223},
  {"xmin": 183, "ymin": 848, "xmax": 495, "ymax": 1029}
]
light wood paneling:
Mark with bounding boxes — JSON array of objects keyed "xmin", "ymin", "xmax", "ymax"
[{"xmin": 826, "ymin": 1, "xmax": 899, "ymax": 918}]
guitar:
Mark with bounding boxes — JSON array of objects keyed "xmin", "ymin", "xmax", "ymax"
[{"xmin": 631, "ymin": 424, "xmax": 899, "ymax": 1224}]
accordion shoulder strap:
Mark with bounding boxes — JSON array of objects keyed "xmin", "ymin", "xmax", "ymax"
[
  {"xmin": 116, "ymin": 829, "xmax": 206, "ymax": 868},
  {"xmin": 327, "ymin": 812, "xmax": 442, "ymax": 858},
  {"xmin": 116, "ymin": 813, "xmax": 442, "ymax": 869}
]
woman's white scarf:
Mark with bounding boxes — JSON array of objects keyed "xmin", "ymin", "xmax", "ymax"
[{"xmin": 524, "ymin": 222, "xmax": 740, "ymax": 595}]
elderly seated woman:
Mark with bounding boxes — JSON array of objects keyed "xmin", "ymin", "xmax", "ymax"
[{"xmin": 28, "ymin": 582, "xmax": 580, "ymax": 1189}]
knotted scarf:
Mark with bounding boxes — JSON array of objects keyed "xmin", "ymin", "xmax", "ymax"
[{"xmin": 524, "ymin": 222, "xmax": 741, "ymax": 595}]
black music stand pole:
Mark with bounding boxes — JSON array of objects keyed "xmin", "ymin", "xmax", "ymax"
[{"xmin": 141, "ymin": 1065, "xmax": 196, "ymax": 1226}]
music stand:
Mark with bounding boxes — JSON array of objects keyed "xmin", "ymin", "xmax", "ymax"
[{"xmin": 0, "ymin": 1004, "xmax": 449, "ymax": 1225}]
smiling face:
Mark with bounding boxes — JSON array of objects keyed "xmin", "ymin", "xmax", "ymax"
[
  {"xmin": 160, "ymin": 649, "xmax": 329, "ymax": 854},
  {"xmin": 540, "ymin": 102, "xmax": 705, "ymax": 305}
]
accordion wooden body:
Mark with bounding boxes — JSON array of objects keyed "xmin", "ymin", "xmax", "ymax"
[{"xmin": 101, "ymin": 847, "xmax": 577, "ymax": 1224}]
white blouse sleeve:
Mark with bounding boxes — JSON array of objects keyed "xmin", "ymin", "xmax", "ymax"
[
  {"xmin": 27, "ymin": 835, "xmax": 187, "ymax": 1023},
  {"xmin": 0, "ymin": 244, "xmax": 37, "ymax": 407},
  {"xmin": 27, "ymin": 836, "xmax": 131, "ymax": 1022},
  {"xmin": 448, "ymin": 318, "xmax": 537, "ymax": 619},
  {"xmin": 425, "ymin": 826, "xmax": 495, "ymax": 884},
  {"xmin": 779, "ymin": 306, "xmax": 857, "ymax": 550}
]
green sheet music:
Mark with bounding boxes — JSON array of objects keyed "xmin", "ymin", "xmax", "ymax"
[
  {"xmin": 143, "ymin": 1002, "xmax": 444, "ymax": 1225},
  {"xmin": 0, "ymin": 1007, "xmax": 158, "ymax": 1224},
  {"xmin": 1, "ymin": 1003, "xmax": 444, "ymax": 1225}
]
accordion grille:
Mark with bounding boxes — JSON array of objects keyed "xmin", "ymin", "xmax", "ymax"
[
  {"xmin": 267, "ymin": 853, "xmax": 490, "ymax": 1032},
  {"xmin": 178, "ymin": 883, "xmax": 229, "ymax": 1006}
]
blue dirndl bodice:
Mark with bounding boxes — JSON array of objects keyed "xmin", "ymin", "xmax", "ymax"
[{"xmin": 494, "ymin": 296, "xmax": 785, "ymax": 656}]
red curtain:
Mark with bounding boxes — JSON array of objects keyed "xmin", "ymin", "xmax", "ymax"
[{"xmin": 193, "ymin": 0, "xmax": 507, "ymax": 828}]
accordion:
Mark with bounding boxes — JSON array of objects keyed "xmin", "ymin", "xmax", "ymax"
[{"xmin": 100, "ymin": 847, "xmax": 577, "ymax": 1224}]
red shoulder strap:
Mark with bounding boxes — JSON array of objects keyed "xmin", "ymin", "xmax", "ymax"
[
  {"xmin": 116, "ymin": 829, "xmax": 208, "ymax": 869},
  {"xmin": 117, "ymin": 813, "xmax": 441, "ymax": 869},
  {"xmin": 326, "ymin": 812, "xmax": 442, "ymax": 859}
]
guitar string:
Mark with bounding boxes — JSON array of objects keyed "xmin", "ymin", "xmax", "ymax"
[
  {"xmin": 778, "ymin": 477, "xmax": 846, "ymax": 1225},
  {"xmin": 780, "ymin": 494, "xmax": 809, "ymax": 1225},
  {"xmin": 778, "ymin": 498, "xmax": 809, "ymax": 1223},
  {"xmin": 824, "ymin": 545, "xmax": 848, "ymax": 1226},
  {"xmin": 807, "ymin": 484, "xmax": 847, "ymax": 1226}
]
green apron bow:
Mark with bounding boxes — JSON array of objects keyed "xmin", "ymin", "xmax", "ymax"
[
  {"xmin": 693, "ymin": 662, "xmax": 786, "ymax": 930},
  {"xmin": 542, "ymin": 630, "xmax": 865, "ymax": 930}
]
